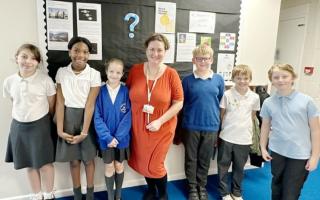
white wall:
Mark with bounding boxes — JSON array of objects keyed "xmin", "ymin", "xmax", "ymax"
[
  {"xmin": 292, "ymin": 0, "xmax": 320, "ymax": 106},
  {"xmin": 0, "ymin": 0, "xmax": 40, "ymax": 199},
  {"xmin": 236, "ymin": 0, "xmax": 281, "ymax": 86},
  {"xmin": 0, "ymin": 0, "xmax": 282, "ymax": 199},
  {"xmin": 277, "ymin": 0, "xmax": 320, "ymax": 106}
]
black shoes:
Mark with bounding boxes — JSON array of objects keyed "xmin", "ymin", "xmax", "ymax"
[
  {"xmin": 188, "ymin": 186, "xmax": 199, "ymax": 200},
  {"xmin": 143, "ymin": 189, "xmax": 157, "ymax": 200},
  {"xmin": 198, "ymin": 186, "xmax": 208, "ymax": 200}
]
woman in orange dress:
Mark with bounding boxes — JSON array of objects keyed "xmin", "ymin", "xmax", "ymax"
[{"xmin": 126, "ymin": 33, "xmax": 183, "ymax": 200}]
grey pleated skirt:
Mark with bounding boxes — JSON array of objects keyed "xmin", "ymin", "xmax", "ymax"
[
  {"xmin": 55, "ymin": 107, "xmax": 97, "ymax": 162},
  {"xmin": 5, "ymin": 114, "xmax": 55, "ymax": 170}
]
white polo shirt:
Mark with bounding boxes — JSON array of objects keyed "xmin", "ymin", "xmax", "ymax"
[
  {"xmin": 3, "ymin": 70, "xmax": 56, "ymax": 122},
  {"xmin": 106, "ymin": 83, "xmax": 120, "ymax": 104},
  {"xmin": 219, "ymin": 87, "xmax": 260, "ymax": 145},
  {"xmin": 56, "ymin": 64, "xmax": 101, "ymax": 108}
]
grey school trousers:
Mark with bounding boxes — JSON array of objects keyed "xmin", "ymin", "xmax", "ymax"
[
  {"xmin": 183, "ymin": 130, "xmax": 216, "ymax": 188},
  {"xmin": 271, "ymin": 151, "xmax": 309, "ymax": 200},
  {"xmin": 217, "ymin": 139, "xmax": 250, "ymax": 197}
]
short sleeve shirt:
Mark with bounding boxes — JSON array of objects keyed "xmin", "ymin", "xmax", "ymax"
[
  {"xmin": 260, "ymin": 91, "xmax": 320, "ymax": 159},
  {"xmin": 3, "ymin": 70, "xmax": 56, "ymax": 122},
  {"xmin": 56, "ymin": 64, "xmax": 101, "ymax": 108},
  {"xmin": 219, "ymin": 87, "xmax": 260, "ymax": 145}
]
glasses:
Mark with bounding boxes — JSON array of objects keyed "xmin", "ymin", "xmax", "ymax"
[{"xmin": 195, "ymin": 57, "xmax": 211, "ymax": 62}]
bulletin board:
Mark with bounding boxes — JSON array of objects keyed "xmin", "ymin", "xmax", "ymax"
[{"xmin": 43, "ymin": 0, "xmax": 241, "ymax": 81}]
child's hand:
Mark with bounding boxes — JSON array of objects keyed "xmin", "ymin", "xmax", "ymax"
[
  {"xmin": 305, "ymin": 156, "xmax": 319, "ymax": 171},
  {"xmin": 58, "ymin": 132, "xmax": 74, "ymax": 143},
  {"xmin": 261, "ymin": 149, "xmax": 272, "ymax": 161},
  {"xmin": 146, "ymin": 119, "xmax": 162, "ymax": 132},
  {"xmin": 70, "ymin": 134, "xmax": 87, "ymax": 144},
  {"xmin": 108, "ymin": 138, "xmax": 118, "ymax": 148}
]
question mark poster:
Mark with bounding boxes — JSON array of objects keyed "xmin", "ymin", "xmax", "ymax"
[
  {"xmin": 44, "ymin": 0, "xmax": 240, "ymax": 82},
  {"xmin": 76, "ymin": 2, "xmax": 102, "ymax": 60},
  {"xmin": 155, "ymin": 2, "xmax": 176, "ymax": 33}
]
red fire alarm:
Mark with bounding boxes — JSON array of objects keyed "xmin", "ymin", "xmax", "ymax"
[{"xmin": 304, "ymin": 66, "xmax": 314, "ymax": 75}]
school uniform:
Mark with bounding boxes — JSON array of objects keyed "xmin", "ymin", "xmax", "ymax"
[
  {"xmin": 218, "ymin": 87, "xmax": 260, "ymax": 197},
  {"xmin": 94, "ymin": 83, "xmax": 131, "ymax": 164},
  {"xmin": 260, "ymin": 91, "xmax": 320, "ymax": 200},
  {"xmin": 3, "ymin": 70, "xmax": 56, "ymax": 169},
  {"xmin": 182, "ymin": 71, "xmax": 224, "ymax": 189},
  {"xmin": 55, "ymin": 64, "xmax": 101, "ymax": 162}
]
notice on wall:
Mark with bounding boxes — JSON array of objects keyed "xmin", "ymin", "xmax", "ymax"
[
  {"xmin": 162, "ymin": 34, "xmax": 175, "ymax": 63},
  {"xmin": 155, "ymin": 1, "xmax": 176, "ymax": 33},
  {"xmin": 76, "ymin": 2, "xmax": 102, "ymax": 60},
  {"xmin": 189, "ymin": 11, "xmax": 216, "ymax": 34},
  {"xmin": 217, "ymin": 53, "xmax": 235, "ymax": 81},
  {"xmin": 176, "ymin": 33, "xmax": 196, "ymax": 62},
  {"xmin": 46, "ymin": 1, "xmax": 73, "ymax": 51},
  {"xmin": 200, "ymin": 36, "xmax": 212, "ymax": 46},
  {"xmin": 219, "ymin": 32, "xmax": 236, "ymax": 51}
]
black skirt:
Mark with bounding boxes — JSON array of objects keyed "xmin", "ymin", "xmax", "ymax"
[
  {"xmin": 5, "ymin": 114, "xmax": 55, "ymax": 169},
  {"xmin": 55, "ymin": 107, "xmax": 97, "ymax": 162},
  {"xmin": 101, "ymin": 147, "xmax": 130, "ymax": 164}
]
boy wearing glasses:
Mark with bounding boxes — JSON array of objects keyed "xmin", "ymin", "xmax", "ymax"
[{"xmin": 182, "ymin": 44, "xmax": 224, "ymax": 200}]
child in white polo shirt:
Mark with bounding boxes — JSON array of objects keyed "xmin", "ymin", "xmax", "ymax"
[
  {"xmin": 3, "ymin": 44, "xmax": 56, "ymax": 200},
  {"xmin": 55, "ymin": 37, "xmax": 101, "ymax": 200},
  {"xmin": 218, "ymin": 65, "xmax": 260, "ymax": 200}
]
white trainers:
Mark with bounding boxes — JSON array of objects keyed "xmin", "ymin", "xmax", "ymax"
[
  {"xmin": 29, "ymin": 192, "xmax": 43, "ymax": 200},
  {"xmin": 43, "ymin": 191, "xmax": 55, "ymax": 199},
  {"xmin": 231, "ymin": 194, "xmax": 244, "ymax": 200},
  {"xmin": 222, "ymin": 194, "xmax": 233, "ymax": 200}
]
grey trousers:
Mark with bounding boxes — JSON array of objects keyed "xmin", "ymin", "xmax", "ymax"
[
  {"xmin": 271, "ymin": 151, "xmax": 309, "ymax": 200},
  {"xmin": 217, "ymin": 139, "xmax": 250, "ymax": 197},
  {"xmin": 183, "ymin": 129, "xmax": 216, "ymax": 187}
]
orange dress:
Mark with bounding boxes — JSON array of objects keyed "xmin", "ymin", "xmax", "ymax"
[{"xmin": 126, "ymin": 63, "xmax": 183, "ymax": 178}]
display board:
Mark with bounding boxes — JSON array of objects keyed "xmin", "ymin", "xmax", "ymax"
[{"xmin": 43, "ymin": 0, "xmax": 240, "ymax": 81}]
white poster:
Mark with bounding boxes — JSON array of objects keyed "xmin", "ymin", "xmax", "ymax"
[
  {"xmin": 155, "ymin": 1, "xmax": 176, "ymax": 33},
  {"xmin": 189, "ymin": 11, "xmax": 216, "ymax": 33},
  {"xmin": 217, "ymin": 53, "xmax": 235, "ymax": 81},
  {"xmin": 162, "ymin": 34, "xmax": 175, "ymax": 63},
  {"xmin": 76, "ymin": 3, "xmax": 102, "ymax": 60},
  {"xmin": 219, "ymin": 32, "xmax": 236, "ymax": 51},
  {"xmin": 46, "ymin": 1, "xmax": 73, "ymax": 51},
  {"xmin": 176, "ymin": 33, "xmax": 196, "ymax": 62}
]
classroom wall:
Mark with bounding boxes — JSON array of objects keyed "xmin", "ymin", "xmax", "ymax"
[
  {"xmin": 292, "ymin": 0, "xmax": 320, "ymax": 106},
  {"xmin": 0, "ymin": 0, "xmax": 282, "ymax": 199},
  {"xmin": 276, "ymin": 0, "xmax": 320, "ymax": 106}
]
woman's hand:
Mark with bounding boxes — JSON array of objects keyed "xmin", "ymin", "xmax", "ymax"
[
  {"xmin": 146, "ymin": 119, "xmax": 162, "ymax": 132},
  {"xmin": 58, "ymin": 131, "xmax": 74, "ymax": 143}
]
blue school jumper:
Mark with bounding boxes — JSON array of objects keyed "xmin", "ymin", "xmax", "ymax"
[
  {"xmin": 182, "ymin": 73, "xmax": 224, "ymax": 132},
  {"xmin": 94, "ymin": 84, "xmax": 131, "ymax": 150}
]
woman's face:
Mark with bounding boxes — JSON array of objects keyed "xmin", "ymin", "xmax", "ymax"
[
  {"xmin": 69, "ymin": 42, "xmax": 90, "ymax": 69},
  {"xmin": 146, "ymin": 40, "xmax": 166, "ymax": 65}
]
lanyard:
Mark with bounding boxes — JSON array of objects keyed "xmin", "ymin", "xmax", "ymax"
[
  {"xmin": 146, "ymin": 74, "xmax": 158, "ymax": 124},
  {"xmin": 145, "ymin": 63, "xmax": 161, "ymax": 123}
]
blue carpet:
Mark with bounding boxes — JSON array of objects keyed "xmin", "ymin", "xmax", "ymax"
[{"xmin": 58, "ymin": 162, "xmax": 320, "ymax": 199}]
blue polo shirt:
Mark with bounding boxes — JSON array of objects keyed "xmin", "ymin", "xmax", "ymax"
[{"xmin": 260, "ymin": 91, "xmax": 319, "ymax": 159}]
